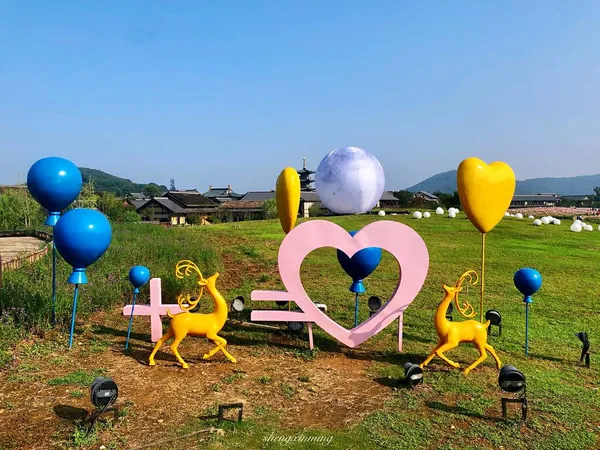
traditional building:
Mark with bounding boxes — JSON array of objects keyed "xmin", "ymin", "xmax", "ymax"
[
  {"xmin": 136, "ymin": 190, "xmax": 218, "ymax": 225},
  {"xmin": 203, "ymin": 185, "xmax": 244, "ymax": 203},
  {"xmin": 297, "ymin": 157, "xmax": 315, "ymax": 191},
  {"xmin": 510, "ymin": 193, "xmax": 559, "ymax": 207},
  {"xmin": 412, "ymin": 191, "xmax": 439, "ymax": 203}
]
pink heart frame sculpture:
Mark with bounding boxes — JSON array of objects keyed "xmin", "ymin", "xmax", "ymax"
[{"xmin": 251, "ymin": 219, "xmax": 429, "ymax": 349}]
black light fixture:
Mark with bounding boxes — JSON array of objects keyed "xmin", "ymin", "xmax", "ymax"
[
  {"xmin": 276, "ymin": 300, "xmax": 289, "ymax": 308},
  {"xmin": 445, "ymin": 302, "xmax": 453, "ymax": 321},
  {"xmin": 315, "ymin": 303, "xmax": 327, "ymax": 313},
  {"xmin": 498, "ymin": 365, "xmax": 527, "ymax": 421},
  {"xmin": 368, "ymin": 296, "xmax": 382, "ymax": 316},
  {"xmin": 88, "ymin": 377, "xmax": 119, "ymax": 436},
  {"xmin": 485, "ymin": 310, "xmax": 502, "ymax": 336},
  {"xmin": 403, "ymin": 362, "xmax": 423, "ymax": 387},
  {"xmin": 288, "ymin": 321, "xmax": 304, "ymax": 333},
  {"xmin": 575, "ymin": 332, "xmax": 590, "ymax": 368},
  {"xmin": 231, "ymin": 296, "xmax": 245, "ymax": 313}
]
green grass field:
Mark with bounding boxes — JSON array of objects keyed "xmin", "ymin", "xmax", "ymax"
[{"xmin": 1, "ymin": 213, "xmax": 599, "ymax": 449}]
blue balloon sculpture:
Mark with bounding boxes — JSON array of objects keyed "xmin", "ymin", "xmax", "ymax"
[
  {"xmin": 337, "ymin": 231, "xmax": 382, "ymax": 294},
  {"xmin": 337, "ymin": 230, "xmax": 382, "ymax": 327},
  {"xmin": 125, "ymin": 266, "xmax": 151, "ymax": 350},
  {"xmin": 54, "ymin": 208, "xmax": 112, "ymax": 285},
  {"xmin": 129, "ymin": 266, "xmax": 151, "ymax": 294},
  {"xmin": 27, "ymin": 157, "xmax": 82, "ymax": 227},
  {"xmin": 53, "ymin": 208, "xmax": 112, "ymax": 349},
  {"xmin": 514, "ymin": 268, "xmax": 542, "ymax": 357}
]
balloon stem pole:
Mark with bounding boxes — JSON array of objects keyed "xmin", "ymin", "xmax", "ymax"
[
  {"xmin": 125, "ymin": 291, "xmax": 138, "ymax": 350},
  {"xmin": 51, "ymin": 242, "xmax": 57, "ymax": 327},
  {"xmin": 68, "ymin": 284, "xmax": 79, "ymax": 349},
  {"xmin": 525, "ymin": 302, "xmax": 529, "ymax": 357},
  {"xmin": 354, "ymin": 292, "xmax": 359, "ymax": 328},
  {"xmin": 480, "ymin": 232, "xmax": 486, "ymax": 323}
]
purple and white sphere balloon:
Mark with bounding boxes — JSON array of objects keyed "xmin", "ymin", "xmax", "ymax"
[{"xmin": 315, "ymin": 147, "xmax": 385, "ymax": 214}]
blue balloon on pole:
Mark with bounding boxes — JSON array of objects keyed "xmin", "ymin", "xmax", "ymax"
[
  {"xmin": 129, "ymin": 266, "xmax": 150, "ymax": 294},
  {"xmin": 514, "ymin": 268, "xmax": 542, "ymax": 303},
  {"xmin": 337, "ymin": 231, "xmax": 382, "ymax": 293},
  {"xmin": 54, "ymin": 208, "xmax": 112, "ymax": 284},
  {"xmin": 27, "ymin": 157, "xmax": 82, "ymax": 226}
]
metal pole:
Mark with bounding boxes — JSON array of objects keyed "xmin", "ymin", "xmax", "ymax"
[
  {"xmin": 525, "ymin": 302, "xmax": 529, "ymax": 357},
  {"xmin": 68, "ymin": 284, "xmax": 79, "ymax": 349},
  {"xmin": 125, "ymin": 291, "xmax": 138, "ymax": 350},
  {"xmin": 354, "ymin": 292, "xmax": 359, "ymax": 327},
  {"xmin": 51, "ymin": 243, "xmax": 57, "ymax": 326}
]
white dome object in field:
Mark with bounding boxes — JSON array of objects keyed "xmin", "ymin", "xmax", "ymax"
[
  {"xmin": 574, "ymin": 219, "xmax": 582, "ymax": 225},
  {"xmin": 378, "ymin": 210, "xmax": 386, "ymax": 217},
  {"xmin": 436, "ymin": 207, "xmax": 444, "ymax": 215},
  {"xmin": 533, "ymin": 219, "xmax": 542, "ymax": 226},
  {"xmin": 528, "ymin": 215, "xmax": 535, "ymax": 219},
  {"xmin": 585, "ymin": 224, "xmax": 594, "ymax": 231},
  {"xmin": 504, "ymin": 212, "xmax": 510, "ymax": 217},
  {"xmin": 541, "ymin": 217, "xmax": 551, "ymax": 225},
  {"xmin": 553, "ymin": 219, "xmax": 561, "ymax": 225},
  {"xmin": 448, "ymin": 210, "xmax": 457, "ymax": 218},
  {"xmin": 515, "ymin": 213, "xmax": 523, "ymax": 219},
  {"xmin": 413, "ymin": 211, "xmax": 423, "ymax": 219},
  {"xmin": 423, "ymin": 212, "xmax": 431, "ymax": 218},
  {"xmin": 570, "ymin": 223, "xmax": 582, "ymax": 232}
]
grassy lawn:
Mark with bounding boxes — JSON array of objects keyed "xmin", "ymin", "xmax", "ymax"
[{"xmin": 0, "ymin": 213, "xmax": 599, "ymax": 449}]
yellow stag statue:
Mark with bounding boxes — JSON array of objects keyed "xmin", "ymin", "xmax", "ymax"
[
  {"xmin": 420, "ymin": 270, "xmax": 501, "ymax": 376},
  {"xmin": 149, "ymin": 260, "xmax": 236, "ymax": 368}
]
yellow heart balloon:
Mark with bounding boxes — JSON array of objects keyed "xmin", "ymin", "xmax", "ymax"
[
  {"xmin": 457, "ymin": 157, "xmax": 516, "ymax": 234},
  {"xmin": 276, "ymin": 167, "xmax": 301, "ymax": 234}
]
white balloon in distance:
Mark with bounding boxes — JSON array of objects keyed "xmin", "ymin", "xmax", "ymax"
[
  {"xmin": 436, "ymin": 207, "xmax": 444, "ymax": 215},
  {"xmin": 448, "ymin": 210, "xmax": 456, "ymax": 218},
  {"xmin": 423, "ymin": 212, "xmax": 431, "ymax": 218},
  {"xmin": 541, "ymin": 217, "xmax": 551, "ymax": 225},
  {"xmin": 528, "ymin": 215, "xmax": 535, "ymax": 219},
  {"xmin": 585, "ymin": 224, "xmax": 593, "ymax": 231},
  {"xmin": 378, "ymin": 210, "xmax": 386, "ymax": 217},
  {"xmin": 413, "ymin": 211, "xmax": 423, "ymax": 219},
  {"xmin": 571, "ymin": 223, "xmax": 582, "ymax": 232},
  {"xmin": 533, "ymin": 219, "xmax": 542, "ymax": 226},
  {"xmin": 515, "ymin": 213, "xmax": 523, "ymax": 219},
  {"xmin": 553, "ymin": 219, "xmax": 561, "ymax": 225},
  {"xmin": 315, "ymin": 147, "xmax": 385, "ymax": 214}
]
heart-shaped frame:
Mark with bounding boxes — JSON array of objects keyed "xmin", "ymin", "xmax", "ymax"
[{"xmin": 253, "ymin": 219, "xmax": 429, "ymax": 348}]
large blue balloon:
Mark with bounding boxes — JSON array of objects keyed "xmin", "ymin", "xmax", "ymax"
[
  {"xmin": 337, "ymin": 230, "xmax": 382, "ymax": 293},
  {"xmin": 514, "ymin": 268, "xmax": 542, "ymax": 303},
  {"xmin": 54, "ymin": 208, "xmax": 112, "ymax": 284},
  {"xmin": 27, "ymin": 157, "xmax": 82, "ymax": 226},
  {"xmin": 129, "ymin": 266, "xmax": 150, "ymax": 293}
]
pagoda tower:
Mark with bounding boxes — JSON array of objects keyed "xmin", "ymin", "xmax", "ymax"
[{"xmin": 297, "ymin": 156, "xmax": 315, "ymax": 191}]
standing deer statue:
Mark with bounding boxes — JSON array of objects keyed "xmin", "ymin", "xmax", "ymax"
[
  {"xmin": 420, "ymin": 270, "xmax": 501, "ymax": 375},
  {"xmin": 149, "ymin": 260, "xmax": 236, "ymax": 368}
]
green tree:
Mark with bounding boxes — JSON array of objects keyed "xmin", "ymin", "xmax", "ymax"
[
  {"xmin": 143, "ymin": 184, "xmax": 162, "ymax": 198},
  {"xmin": 0, "ymin": 189, "xmax": 44, "ymax": 230},
  {"xmin": 392, "ymin": 190, "xmax": 414, "ymax": 207},
  {"xmin": 594, "ymin": 187, "xmax": 600, "ymax": 202},
  {"xmin": 73, "ymin": 181, "xmax": 98, "ymax": 209},
  {"xmin": 261, "ymin": 198, "xmax": 278, "ymax": 219}
]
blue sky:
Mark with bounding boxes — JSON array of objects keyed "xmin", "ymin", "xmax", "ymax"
[{"xmin": 1, "ymin": 1, "xmax": 599, "ymax": 192}]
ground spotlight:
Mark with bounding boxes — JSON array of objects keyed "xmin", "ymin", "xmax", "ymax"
[
  {"xmin": 88, "ymin": 377, "xmax": 119, "ymax": 435},
  {"xmin": 276, "ymin": 300, "xmax": 289, "ymax": 308},
  {"xmin": 403, "ymin": 362, "xmax": 423, "ymax": 388},
  {"xmin": 231, "ymin": 295, "xmax": 245, "ymax": 313},
  {"xmin": 498, "ymin": 365, "xmax": 527, "ymax": 421},
  {"xmin": 368, "ymin": 296, "xmax": 382, "ymax": 316},
  {"xmin": 287, "ymin": 321, "xmax": 304, "ymax": 333},
  {"xmin": 575, "ymin": 332, "xmax": 590, "ymax": 367},
  {"xmin": 485, "ymin": 310, "xmax": 502, "ymax": 336}
]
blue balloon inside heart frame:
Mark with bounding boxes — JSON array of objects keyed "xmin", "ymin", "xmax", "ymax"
[{"xmin": 336, "ymin": 230, "xmax": 383, "ymax": 293}]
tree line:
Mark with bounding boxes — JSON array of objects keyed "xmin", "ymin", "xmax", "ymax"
[{"xmin": 0, "ymin": 181, "xmax": 140, "ymax": 231}]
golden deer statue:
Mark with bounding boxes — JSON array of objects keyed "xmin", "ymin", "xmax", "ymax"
[
  {"xmin": 420, "ymin": 270, "xmax": 501, "ymax": 376},
  {"xmin": 149, "ymin": 260, "xmax": 236, "ymax": 368}
]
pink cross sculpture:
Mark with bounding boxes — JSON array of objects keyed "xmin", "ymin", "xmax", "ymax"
[{"xmin": 122, "ymin": 278, "xmax": 183, "ymax": 342}]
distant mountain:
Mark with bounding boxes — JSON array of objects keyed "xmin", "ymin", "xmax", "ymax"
[
  {"xmin": 407, "ymin": 170, "xmax": 600, "ymax": 196},
  {"xmin": 79, "ymin": 168, "xmax": 167, "ymax": 197}
]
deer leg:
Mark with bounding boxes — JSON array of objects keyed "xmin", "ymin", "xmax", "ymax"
[
  {"xmin": 420, "ymin": 342, "xmax": 442, "ymax": 368},
  {"xmin": 204, "ymin": 334, "xmax": 236, "ymax": 363},
  {"xmin": 463, "ymin": 342, "xmax": 488, "ymax": 376},
  {"xmin": 435, "ymin": 342, "xmax": 460, "ymax": 368},
  {"xmin": 169, "ymin": 333, "xmax": 189, "ymax": 369},
  {"xmin": 148, "ymin": 328, "xmax": 174, "ymax": 366},
  {"xmin": 485, "ymin": 343, "xmax": 502, "ymax": 369}
]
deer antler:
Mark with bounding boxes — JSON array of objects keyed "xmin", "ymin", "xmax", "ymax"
[
  {"xmin": 454, "ymin": 270, "xmax": 478, "ymax": 318},
  {"xmin": 175, "ymin": 259, "xmax": 205, "ymax": 305},
  {"xmin": 176, "ymin": 293, "xmax": 201, "ymax": 312}
]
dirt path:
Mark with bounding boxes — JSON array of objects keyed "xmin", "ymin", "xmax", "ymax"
[{"xmin": 0, "ymin": 236, "xmax": 46, "ymax": 263}]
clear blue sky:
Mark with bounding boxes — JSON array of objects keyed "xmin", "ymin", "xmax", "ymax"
[{"xmin": 1, "ymin": 1, "xmax": 599, "ymax": 192}]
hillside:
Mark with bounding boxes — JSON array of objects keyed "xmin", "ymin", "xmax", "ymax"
[
  {"xmin": 407, "ymin": 170, "xmax": 600, "ymax": 195},
  {"xmin": 79, "ymin": 168, "xmax": 167, "ymax": 197}
]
